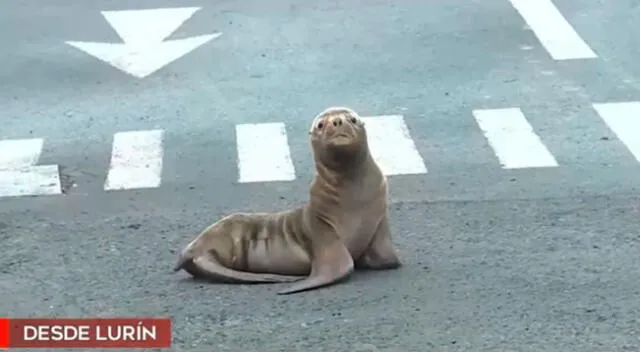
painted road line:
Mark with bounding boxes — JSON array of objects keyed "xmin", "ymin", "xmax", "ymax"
[
  {"xmin": 592, "ymin": 101, "xmax": 640, "ymax": 162},
  {"xmin": 104, "ymin": 130, "xmax": 164, "ymax": 190},
  {"xmin": 66, "ymin": 7, "xmax": 222, "ymax": 78},
  {"xmin": 362, "ymin": 115, "xmax": 428, "ymax": 175},
  {"xmin": 507, "ymin": 0, "xmax": 597, "ymax": 60},
  {"xmin": 472, "ymin": 108, "xmax": 558, "ymax": 169},
  {"xmin": 236, "ymin": 122, "xmax": 297, "ymax": 183},
  {"xmin": 0, "ymin": 139, "xmax": 45, "ymax": 168},
  {"xmin": 0, "ymin": 138, "xmax": 62, "ymax": 198}
]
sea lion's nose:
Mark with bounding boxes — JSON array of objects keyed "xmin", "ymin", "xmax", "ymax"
[{"xmin": 329, "ymin": 116, "xmax": 343, "ymax": 127}]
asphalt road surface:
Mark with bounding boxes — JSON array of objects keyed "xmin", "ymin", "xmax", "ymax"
[{"xmin": 2, "ymin": 0, "xmax": 640, "ymax": 351}]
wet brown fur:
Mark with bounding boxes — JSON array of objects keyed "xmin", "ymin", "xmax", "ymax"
[{"xmin": 173, "ymin": 106, "xmax": 402, "ymax": 294}]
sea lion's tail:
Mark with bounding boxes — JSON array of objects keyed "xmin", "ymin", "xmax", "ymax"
[
  {"xmin": 194, "ymin": 253, "xmax": 304, "ymax": 283},
  {"xmin": 173, "ymin": 219, "xmax": 304, "ymax": 283},
  {"xmin": 173, "ymin": 240, "xmax": 197, "ymax": 272},
  {"xmin": 175, "ymin": 250, "xmax": 303, "ymax": 284},
  {"xmin": 172, "ymin": 254, "xmax": 189, "ymax": 272}
]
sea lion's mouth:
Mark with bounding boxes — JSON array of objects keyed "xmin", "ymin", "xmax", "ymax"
[{"xmin": 329, "ymin": 134, "xmax": 353, "ymax": 144}]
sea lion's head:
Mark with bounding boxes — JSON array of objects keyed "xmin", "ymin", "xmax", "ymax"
[{"xmin": 309, "ymin": 106, "xmax": 369, "ymax": 169}]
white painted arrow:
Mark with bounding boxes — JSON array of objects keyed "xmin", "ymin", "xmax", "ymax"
[{"xmin": 66, "ymin": 7, "xmax": 222, "ymax": 78}]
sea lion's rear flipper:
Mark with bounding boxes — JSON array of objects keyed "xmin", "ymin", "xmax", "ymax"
[
  {"xmin": 188, "ymin": 253, "xmax": 305, "ymax": 284},
  {"xmin": 277, "ymin": 237, "xmax": 354, "ymax": 295}
]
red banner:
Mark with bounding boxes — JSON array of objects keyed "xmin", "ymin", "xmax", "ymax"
[
  {"xmin": 0, "ymin": 318, "xmax": 9, "ymax": 348},
  {"xmin": 0, "ymin": 317, "xmax": 171, "ymax": 348}
]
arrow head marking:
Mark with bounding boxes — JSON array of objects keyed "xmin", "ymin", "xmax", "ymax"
[
  {"xmin": 66, "ymin": 33, "xmax": 222, "ymax": 78},
  {"xmin": 101, "ymin": 7, "xmax": 202, "ymax": 46}
]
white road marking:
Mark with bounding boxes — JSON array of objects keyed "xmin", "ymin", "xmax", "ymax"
[
  {"xmin": 104, "ymin": 130, "xmax": 164, "ymax": 190},
  {"xmin": 472, "ymin": 108, "xmax": 559, "ymax": 169},
  {"xmin": 0, "ymin": 138, "xmax": 62, "ymax": 198},
  {"xmin": 0, "ymin": 139, "xmax": 44, "ymax": 168},
  {"xmin": 507, "ymin": 0, "xmax": 597, "ymax": 60},
  {"xmin": 66, "ymin": 7, "xmax": 222, "ymax": 78},
  {"xmin": 362, "ymin": 115, "xmax": 428, "ymax": 175},
  {"xmin": 236, "ymin": 122, "xmax": 297, "ymax": 183},
  {"xmin": 101, "ymin": 7, "xmax": 201, "ymax": 46},
  {"xmin": 592, "ymin": 101, "xmax": 640, "ymax": 162}
]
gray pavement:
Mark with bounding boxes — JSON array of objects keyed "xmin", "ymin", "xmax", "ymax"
[
  {"xmin": 3, "ymin": 193, "xmax": 640, "ymax": 351},
  {"xmin": 1, "ymin": 0, "xmax": 640, "ymax": 350}
]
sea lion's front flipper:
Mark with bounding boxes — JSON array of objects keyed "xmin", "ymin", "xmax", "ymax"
[
  {"xmin": 355, "ymin": 215, "xmax": 402, "ymax": 270},
  {"xmin": 277, "ymin": 236, "xmax": 354, "ymax": 295}
]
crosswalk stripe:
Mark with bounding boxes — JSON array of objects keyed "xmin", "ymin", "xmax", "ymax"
[
  {"xmin": 592, "ymin": 101, "xmax": 640, "ymax": 163},
  {"xmin": 507, "ymin": 0, "xmax": 597, "ymax": 60},
  {"xmin": 104, "ymin": 129, "xmax": 164, "ymax": 191},
  {"xmin": 7, "ymin": 99, "xmax": 640, "ymax": 199},
  {"xmin": 235, "ymin": 122, "xmax": 297, "ymax": 183},
  {"xmin": 0, "ymin": 139, "xmax": 45, "ymax": 168},
  {"xmin": 472, "ymin": 108, "xmax": 559, "ymax": 169},
  {"xmin": 363, "ymin": 115, "xmax": 428, "ymax": 175},
  {"xmin": 0, "ymin": 138, "xmax": 62, "ymax": 197}
]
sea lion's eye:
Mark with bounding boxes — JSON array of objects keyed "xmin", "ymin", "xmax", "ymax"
[
  {"xmin": 317, "ymin": 122, "xmax": 324, "ymax": 129},
  {"xmin": 349, "ymin": 117, "xmax": 357, "ymax": 123}
]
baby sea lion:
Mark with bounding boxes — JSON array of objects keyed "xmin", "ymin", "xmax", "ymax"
[{"xmin": 173, "ymin": 106, "xmax": 402, "ymax": 294}]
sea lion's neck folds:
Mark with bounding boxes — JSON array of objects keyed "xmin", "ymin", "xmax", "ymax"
[
  {"xmin": 315, "ymin": 148, "xmax": 371, "ymax": 184},
  {"xmin": 309, "ymin": 149, "xmax": 383, "ymax": 217}
]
